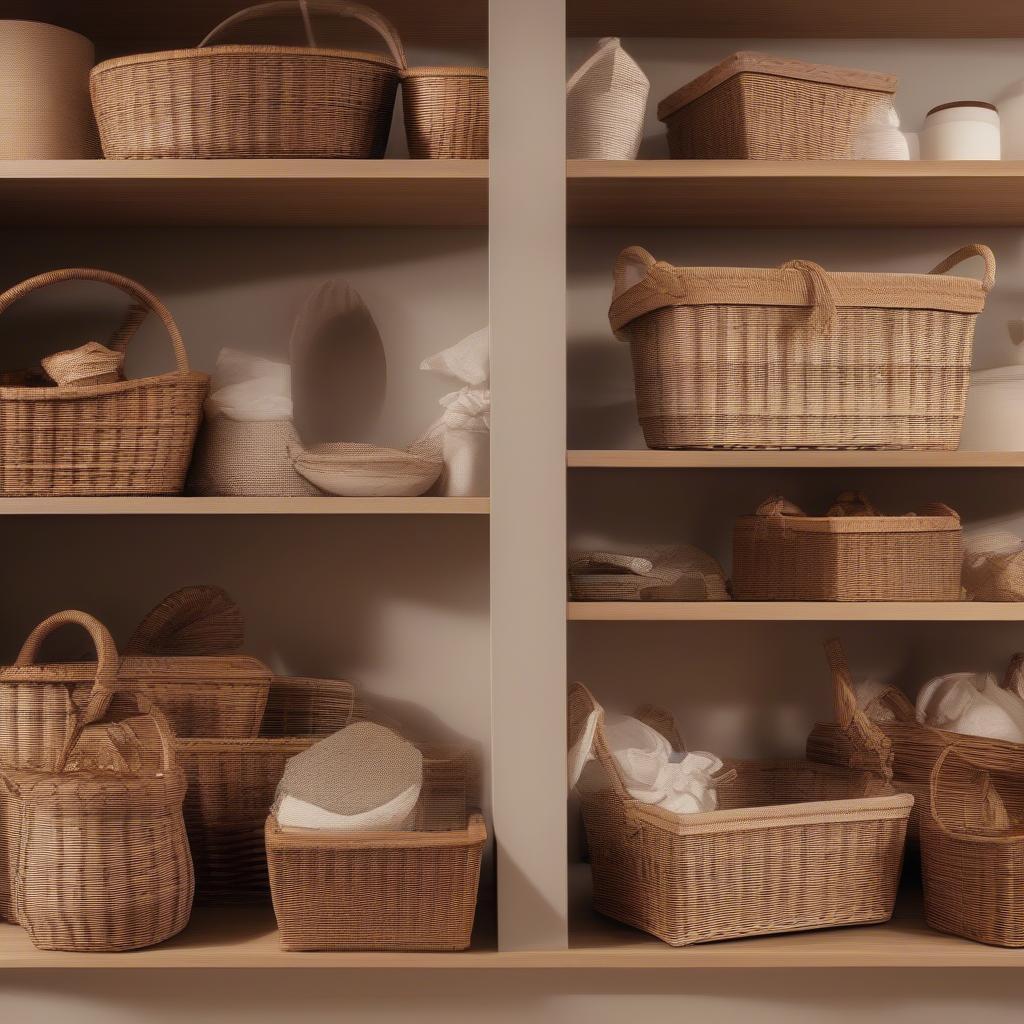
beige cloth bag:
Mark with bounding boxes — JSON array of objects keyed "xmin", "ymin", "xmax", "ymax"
[{"xmin": 567, "ymin": 37, "xmax": 649, "ymax": 160}]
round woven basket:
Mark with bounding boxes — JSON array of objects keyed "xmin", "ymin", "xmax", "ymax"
[
  {"xmin": 402, "ymin": 67, "xmax": 488, "ymax": 159},
  {"xmin": 90, "ymin": 0, "xmax": 407, "ymax": 159}
]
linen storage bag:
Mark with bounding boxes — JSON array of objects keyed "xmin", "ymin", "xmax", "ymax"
[{"xmin": 609, "ymin": 244, "xmax": 994, "ymax": 450}]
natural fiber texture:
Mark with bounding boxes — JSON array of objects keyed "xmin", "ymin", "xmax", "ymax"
[
  {"xmin": 90, "ymin": 1, "xmax": 406, "ymax": 159},
  {"xmin": 919, "ymin": 747, "xmax": 1024, "ymax": 947},
  {"xmin": 568, "ymin": 545, "xmax": 729, "ymax": 601},
  {"xmin": 41, "ymin": 342, "xmax": 123, "ymax": 388},
  {"xmin": 610, "ymin": 245, "xmax": 994, "ymax": 450},
  {"xmin": 267, "ymin": 752, "xmax": 485, "ymax": 950},
  {"xmin": 566, "ymin": 37, "xmax": 649, "ymax": 160},
  {"xmin": 402, "ymin": 67, "xmax": 488, "ymax": 159},
  {"xmin": 0, "ymin": 612, "xmax": 193, "ymax": 950},
  {"xmin": 569, "ymin": 664, "xmax": 911, "ymax": 946},
  {"xmin": 126, "ymin": 585, "xmax": 245, "ymax": 657},
  {"xmin": 658, "ymin": 52, "xmax": 897, "ymax": 160},
  {"xmin": 732, "ymin": 493, "xmax": 963, "ymax": 602},
  {"xmin": 290, "ymin": 440, "xmax": 443, "ymax": 497},
  {"xmin": 962, "ymin": 532, "xmax": 1024, "ymax": 602},
  {"xmin": 177, "ymin": 676, "xmax": 364, "ymax": 902},
  {"xmin": 0, "ymin": 268, "xmax": 207, "ymax": 496}
]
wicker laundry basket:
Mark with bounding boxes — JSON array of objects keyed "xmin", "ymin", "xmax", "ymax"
[
  {"xmin": 568, "ymin": 669, "xmax": 912, "ymax": 947},
  {"xmin": 919, "ymin": 747, "xmax": 1024, "ymax": 947},
  {"xmin": 732, "ymin": 493, "xmax": 963, "ymax": 602},
  {"xmin": 658, "ymin": 52, "xmax": 897, "ymax": 160},
  {"xmin": 0, "ymin": 268, "xmax": 208, "ymax": 496},
  {"xmin": 0, "ymin": 614, "xmax": 193, "ymax": 951},
  {"xmin": 403, "ymin": 67, "xmax": 488, "ymax": 159},
  {"xmin": 568, "ymin": 546, "xmax": 729, "ymax": 601},
  {"xmin": 609, "ymin": 244, "xmax": 994, "ymax": 450},
  {"xmin": 266, "ymin": 750, "xmax": 485, "ymax": 950},
  {"xmin": 90, "ymin": 0, "xmax": 406, "ymax": 160}
]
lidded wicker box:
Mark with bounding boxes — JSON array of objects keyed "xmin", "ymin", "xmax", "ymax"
[
  {"xmin": 609, "ymin": 244, "xmax": 995, "ymax": 451},
  {"xmin": 657, "ymin": 51, "xmax": 898, "ymax": 160},
  {"xmin": 732, "ymin": 493, "xmax": 963, "ymax": 602}
]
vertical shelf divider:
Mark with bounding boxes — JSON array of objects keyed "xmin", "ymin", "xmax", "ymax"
[{"xmin": 489, "ymin": 0, "xmax": 569, "ymax": 950}]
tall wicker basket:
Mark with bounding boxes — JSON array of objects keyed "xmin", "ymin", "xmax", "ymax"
[
  {"xmin": 0, "ymin": 268, "xmax": 207, "ymax": 496},
  {"xmin": 402, "ymin": 67, "xmax": 488, "ymax": 159},
  {"xmin": 609, "ymin": 244, "xmax": 994, "ymax": 450}
]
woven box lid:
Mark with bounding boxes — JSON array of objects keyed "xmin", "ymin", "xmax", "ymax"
[{"xmin": 657, "ymin": 51, "xmax": 898, "ymax": 122}]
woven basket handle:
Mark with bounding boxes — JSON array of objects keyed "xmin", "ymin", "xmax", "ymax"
[
  {"xmin": 779, "ymin": 259, "xmax": 838, "ymax": 338},
  {"xmin": 929, "ymin": 243, "xmax": 996, "ymax": 293},
  {"xmin": 199, "ymin": 0, "xmax": 408, "ymax": 69},
  {"xmin": 611, "ymin": 246, "xmax": 657, "ymax": 301},
  {"xmin": 0, "ymin": 268, "xmax": 190, "ymax": 374},
  {"xmin": 826, "ymin": 491, "xmax": 879, "ymax": 517},
  {"xmin": 569, "ymin": 551, "xmax": 654, "ymax": 576},
  {"xmin": 754, "ymin": 495, "xmax": 805, "ymax": 517},
  {"xmin": 927, "ymin": 745, "xmax": 1018, "ymax": 844}
]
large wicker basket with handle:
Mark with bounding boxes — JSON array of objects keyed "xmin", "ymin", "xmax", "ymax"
[
  {"xmin": 0, "ymin": 268, "xmax": 207, "ymax": 496},
  {"xmin": 609, "ymin": 244, "xmax": 994, "ymax": 450},
  {"xmin": 568, "ymin": 659, "xmax": 912, "ymax": 946},
  {"xmin": 90, "ymin": 0, "xmax": 406, "ymax": 159}
]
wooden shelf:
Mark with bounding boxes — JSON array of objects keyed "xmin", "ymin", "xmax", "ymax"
[
  {"xmin": 569, "ymin": 450, "xmax": 1024, "ymax": 469},
  {"xmin": 567, "ymin": 161, "xmax": 1024, "ymax": 227},
  {"xmin": 566, "ymin": 1, "xmax": 1024, "ymax": 38},
  {"xmin": 568, "ymin": 602, "xmax": 1024, "ymax": 622},
  {"xmin": 0, "ymin": 161, "xmax": 488, "ymax": 227},
  {"xmin": 0, "ymin": 497, "xmax": 489, "ymax": 516}
]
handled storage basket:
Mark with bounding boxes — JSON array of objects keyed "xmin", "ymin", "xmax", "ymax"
[
  {"xmin": 609, "ymin": 244, "xmax": 994, "ymax": 450},
  {"xmin": 0, "ymin": 268, "xmax": 207, "ymax": 496},
  {"xmin": 90, "ymin": 0, "xmax": 406, "ymax": 159},
  {"xmin": 732, "ymin": 492, "xmax": 963, "ymax": 602},
  {"xmin": 266, "ymin": 749, "xmax": 485, "ymax": 950},
  {"xmin": 402, "ymin": 67, "xmax": 488, "ymax": 159},
  {"xmin": 568, "ymin": 663, "xmax": 912, "ymax": 946},
  {"xmin": 0, "ymin": 612, "xmax": 193, "ymax": 950},
  {"xmin": 658, "ymin": 52, "xmax": 897, "ymax": 160}
]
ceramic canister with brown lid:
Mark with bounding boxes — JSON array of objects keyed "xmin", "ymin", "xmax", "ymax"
[{"xmin": 920, "ymin": 100, "xmax": 1001, "ymax": 160}]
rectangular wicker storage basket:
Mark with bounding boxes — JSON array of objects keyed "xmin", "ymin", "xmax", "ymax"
[
  {"xmin": 568, "ymin": 669, "xmax": 912, "ymax": 947},
  {"xmin": 657, "ymin": 52, "xmax": 897, "ymax": 160},
  {"xmin": 732, "ymin": 493, "xmax": 963, "ymax": 602},
  {"xmin": 402, "ymin": 67, "xmax": 488, "ymax": 159},
  {"xmin": 609, "ymin": 244, "xmax": 994, "ymax": 450},
  {"xmin": 266, "ymin": 753, "xmax": 486, "ymax": 950}
]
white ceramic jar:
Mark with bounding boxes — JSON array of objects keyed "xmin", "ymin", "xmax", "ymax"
[{"xmin": 920, "ymin": 101, "xmax": 1001, "ymax": 160}]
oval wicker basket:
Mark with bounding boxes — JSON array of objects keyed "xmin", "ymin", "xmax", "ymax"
[
  {"xmin": 402, "ymin": 66, "xmax": 488, "ymax": 159},
  {"xmin": 90, "ymin": 0, "xmax": 407, "ymax": 160},
  {"xmin": 0, "ymin": 267, "xmax": 208, "ymax": 497}
]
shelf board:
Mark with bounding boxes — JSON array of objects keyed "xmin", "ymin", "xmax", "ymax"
[
  {"xmin": 566, "ymin": 1, "xmax": 1024, "ymax": 38},
  {"xmin": 568, "ymin": 450, "xmax": 1024, "ymax": 469},
  {"xmin": 568, "ymin": 602, "xmax": 1024, "ymax": 622},
  {"xmin": 0, "ymin": 161, "xmax": 488, "ymax": 227},
  {"xmin": 567, "ymin": 160, "xmax": 1024, "ymax": 227},
  {"xmin": 0, "ymin": 497, "xmax": 489, "ymax": 516}
]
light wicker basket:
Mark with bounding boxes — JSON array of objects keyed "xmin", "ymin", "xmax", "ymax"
[
  {"xmin": 266, "ymin": 751, "xmax": 485, "ymax": 950},
  {"xmin": 658, "ymin": 52, "xmax": 897, "ymax": 160},
  {"xmin": 732, "ymin": 493, "xmax": 963, "ymax": 602},
  {"xmin": 609, "ymin": 244, "xmax": 994, "ymax": 450},
  {"xmin": 402, "ymin": 67, "xmax": 488, "ymax": 159},
  {"xmin": 90, "ymin": 0, "xmax": 406, "ymax": 160},
  {"xmin": 569, "ymin": 670, "xmax": 911, "ymax": 947},
  {"xmin": 0, "ymin": 613, "xmax": 193, "ymax": 951},
  {"xmin": 0, "ymin": 268, "xmax": 208, "ymax": 496}
]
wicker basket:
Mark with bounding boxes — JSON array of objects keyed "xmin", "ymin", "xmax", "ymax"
[
  {"xmin": 732, "ymin": 493, "xmax": 963, "ymax": 602},
  {"xmin": 569, "ymin": 671, "xmax": 911, "ymax": 947},
  {"xmin": 0, "ymin": 614, "xmax": 193, "ymax": 951},
  {"xmin": 609, "ymin": 244, "xmax": 994, "ymax": 450},
  {"xmin": 90, "ymin": 0, "xmax": 406, "ymax": 160},
  {"xmin": 402, "ymin": 67, "xmax": 488, "ymax": 159},
  {"xmin": 658, "ymin": 52, "xmax": 897, "ymax": 160},
  {"xmin": 266, "ymin": 751, "xmax": 485, "ymax": 950},
  {"xmin": 919, "ymin": 747, "xmax": 1024, "ymax": 947},
  {"xmin": 0, "ymin": 268, "xmax": 208, "ymax": 496}
]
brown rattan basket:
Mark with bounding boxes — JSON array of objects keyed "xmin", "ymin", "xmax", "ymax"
[
  {"xmin": 266, "ymin": 750, "xmax": 485, "ymax": 950},
  {"xmin": 609, "ymin": 244, "xmax": 994, "ymax": 450},
  {"xmin": 90, "ymin": 0, "xmax": 406, "ymax": 160},
  {"xmin": 568, "ymin": 667, "xmax": 912, "ymax": 947},
  {"xmin": 402, "ymin": 66, "xmax": 488, "ymax": 159},
  {"xmin": 0, "ymin": 268, "xmax": 208, "ymax": 496},
  {"xmin": 657, "ymin": 52, "xmax": 898, "ymax": 160},
  {"xmin": 732, "ymin": 492, "xmax": 963, "ymax": 602}
]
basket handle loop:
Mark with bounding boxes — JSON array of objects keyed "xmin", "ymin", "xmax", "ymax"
[
  {"xmin": 826, "ymin": 491, "xmax": 879, "ymax": 517},
  {"xmin": 779, "ymin": 259, "xmax": 838, "ymax": 339},
  {"xmin": 612, "ymin": 246, "xmax": 658, "ymax": 301},
  {"xmin": 929, "ymin": 243, "xmax": 996, "ymax": 293},
  {"xmin": 754, "ymin": 495, "xmax": 804, "ymax": 517},
  {"xmin": 569, "ymin": 551, "xmax": 654, "ymax": 577},
  {"xmin": 199, "ymin": 0, "xmax": 408, "ymax": 69},
  {"xmin": 0, "ymin": 268, "xmax": 190, "ymax": 374}
]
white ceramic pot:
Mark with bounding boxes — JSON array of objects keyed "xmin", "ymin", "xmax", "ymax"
[
  {"xmin": 920, "ymin": 101, "xmax": 1000, "ymax": 160},
  {"xmin": 961, "ymin": 366, "xmax": 1024, "ymax": 451}
]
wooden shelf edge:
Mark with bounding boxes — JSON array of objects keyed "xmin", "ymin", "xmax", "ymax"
[
  {"xmin": 567, "ymin": 450, "xmax": 1024, "ymax": 469},
  {"xmin": 0, "ymin": 497, "xmax": 490, "ymax": 516},
  {"xmin": 568, "ymin": 602, "xmax": 1024, "ymax": 622}
]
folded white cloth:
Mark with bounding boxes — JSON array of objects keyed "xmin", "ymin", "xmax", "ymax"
[
  {"xmin": 420, "ymin": 326, "xmax": 489, "ymax": 387},
  {"xmin": 206, "ymin": 348, "xmax": 293, "ymax": 421},
  {"xmin": 916, "ymin": 672, "xmax": 1024, "ymax": 744},
  {"xmin": 275, "ymin": 784, "xmax": 420, "ymax": 832}
]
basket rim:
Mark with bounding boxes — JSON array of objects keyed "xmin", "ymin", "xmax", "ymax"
[
  {"xmin": 402, "ymin": 65, "xmax": 488, "ymax": 79},
  {"xmin": 0, "ymin": 654, "xmax": 271, "ymax": 685},
  {"xmin": 735, "ymin": 513, "xmax": 962, "ymax": 534},
  {"xmin": 265, "ymin": 808, "xmax": 487, "ymax": 849},
  {"xmin": 0, "ymin": 369, "xmax": 208, "ymax": 402},
  {"xmin": 90, "ymin": 44, "xmax": 400, "ymax": 76}
]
